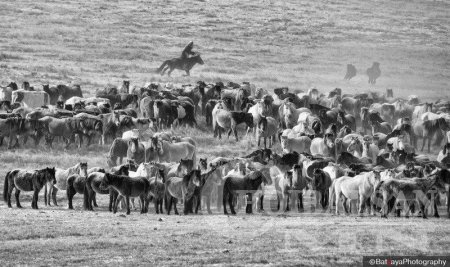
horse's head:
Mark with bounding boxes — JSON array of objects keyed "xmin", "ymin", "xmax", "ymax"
[
  {"xmin": 128, "ymin": 138, "xmax": 139, "ymax": 153},
  {"xmin": 178, "ymin": 159, "xmax": 194, "ymax": 175},
  {"xmin": 199, "ymin": 158, "xmax": 208, "ymax": 170},
  {"xmin": 79, "ymin": 162, "xmax": 88, "ymax": 177},
  {"xmin": 111, "ymin": 111, "xmax": 121, "ymax": 127},
  {"xmin": 188, "ymin": 169, "xmax": 201, "ymax": 187},
  {"xmin": 45, "ymin": 167, "xmax": 56, "ymax": 185},
  {"xmin": 371, "ymin": 170, "xmax": 381, "ymax": 183},
  {"xmin": 193, "ymin": 53, "xmax": 204, "ymax": 65}
]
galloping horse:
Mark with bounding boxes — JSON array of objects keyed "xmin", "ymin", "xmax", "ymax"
[{"xmin": 156, "ymin": 53, "xmax": 204, "ymax": 76}]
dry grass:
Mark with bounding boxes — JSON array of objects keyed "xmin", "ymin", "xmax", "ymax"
[{"xmin": 0, "ymin": 0, "xmax": 449, "ymax": 265}]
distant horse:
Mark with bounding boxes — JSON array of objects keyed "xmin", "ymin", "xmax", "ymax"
[
  {"xmin": 375, "ymin": 175, "xmax": 446, "ymax": 219},
  {"xmin": 194, "ymin": 167, "xmax": 223, "ymax": 214},
  {"xmin": 83, "ymin": 165, "xmax": 130, "ymax": 211},
  {"xmin": 150, "ymin": 137, "xmax": 196, "ymax": 163},
  {"xmin": 165, "ymin": 170, "xmax": 202, "ymax": 215},
  {"xmin": 45, "ymin": 162, "xmax": 88, "ymax": 206},
  {"xmin": 333, "ymin": 171, "xmax": 381, "ymax": 215},
  {"xmin": 311, "ymin": 168, "xmax": 332, "ymax": 209},
  {"xmin": 414, "ymin": 118, "xmax": 448, "ymax": 152},
  {"xmin": 4, "ymin": 167, "xmax": 56, "ymax": 209},
  {"xmin": 366, "ymin": 62, "xmax": 381, "ymax": 84},
  {"xmin": 156, "ymin": 53, "xmax": 205, "ymax": 76},
  {"xmin": 222, "ymin": 171, "xmax": 270, "ymax": 215},
  {"xmin": 100, "ymin": 173, "xmax": 150, "ymax": 214}
]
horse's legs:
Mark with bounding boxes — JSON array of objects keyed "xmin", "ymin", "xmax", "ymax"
[
  {"xmin": 229, "ymin": 193, "xmax": 236, "ymax": 215},
  {"xmin": 167, "ymin": 196, "xmax": 172, "ymax": 215},
  {"xmin": 52, "ymin": 186, "xmax": 58, "ymax": 206},
  {"xmin": 223, "ymin": 192, "xmax": 228, "ymax": 215},
  {"xmin": 15, "ymin": 189, "xmax": 22, "ymax": 208},
  {"xmin": 173, "ymin": 198, "xmax": 179, "ymax": 215},
  {"xmin": 168, "ymin": 68, "xmax": 174, "ymax": 77},
  {"xmin": 154, "ymin": 198, "xmax": 159, "ymax": 214},
  {"xmin": 93, "ymin": 193, "xmax": 98, "ymax": 208},
  {"xmin": 420, "ymin": 201, "xmax": 427, "ymax": 219},
  {"xmin": 227, "ymin": 129, "xmax": 232, "ymax": 139},
  {"xmin": 343, "ymin": 197, "xmax": 349, "ymax": 215},
  {"xmin": 335, "ymin": 192, "xmax": 341, "ymax": 215},
  {"xmin": 139, "ymin": 195, "xmax": 145, "ymax": 214},
  {"xmin": 125, "ymin": 196, "xmax": 131, "ymax": 215},
  {"xmin": 114, "ymin": 195, "xmax": 123, "ymax": 214},
  {"xmin": 206, "ymin": 195, "xmax": 212, "ymax": 214},
  {"xmin": 259, "ymin": 194, "xmax": 264, "ymax": 212},
  {"xmin": 358, "ymin": 195, "xmax": 365, "ymax": 215},
  {"xmin": 67, "ymin": 186, "xmax": 75, "ymax": 210},
  {"xmin": 299, "ymin": 192, "xmax": 304, "ymax": 212},
  {"xmin": 32, "ymin": 189, "xmax": 39, "ymax": 209}
]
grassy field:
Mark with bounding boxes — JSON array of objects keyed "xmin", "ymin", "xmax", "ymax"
[{"xmin": 1, "ymin": 0, "xmax": 450, "ymax": 265}]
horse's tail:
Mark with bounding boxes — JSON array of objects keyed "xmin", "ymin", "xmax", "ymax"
[
  {"xmin": 155, "ymin": 60, "xmax": 169, "ymax": 73},
  {"xmin": 3, "ymin": 171, "xmax": 10, "ymax": 202}
]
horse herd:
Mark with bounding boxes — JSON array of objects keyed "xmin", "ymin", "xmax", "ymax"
[{"xmin": 1, "ymin": 80, "xmax": 450, "ymax": 219}]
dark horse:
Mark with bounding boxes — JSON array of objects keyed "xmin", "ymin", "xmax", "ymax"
[
  {"xmin": 156, "ymin": 53, "xmax": 204, "ymax": 76},
  {"xmin": 4, "ymin": 167, "xmax": 56, "ymax": 209}
]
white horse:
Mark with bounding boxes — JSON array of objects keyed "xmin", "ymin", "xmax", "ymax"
[
  {"xmin": 150, "ymin": 137, "xmax": 196, "ymax": 165},
  {"xmin": 46, "ymin": 162, "xmax": 88, "ymax": 206},
  {"xmin": 332, "ymin": 171, "xmax": 381, "ymax": 216}
]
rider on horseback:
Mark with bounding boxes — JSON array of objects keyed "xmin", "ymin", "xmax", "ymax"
[{"xmin": 181, "ymin": 41, "xmax": 196, "ymax": 59}]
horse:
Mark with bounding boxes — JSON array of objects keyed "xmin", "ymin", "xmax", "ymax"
[
  {"xmin": 192, "ymin": 166, "xmax": 223, "ymax": 214},
  {"xmin": 337, "ymin": 110, "xmax": 356, "ymax": 131},
  {"xmin": 413, "ymin": 118, "xmax": 448, "ymax": 152},
  {"xmin": 156, "ymin": 53, "xmax": 204, "ymax": 76},
  {"xmin": 150, "ymin": 137, "xmax": 196, "ymax": 164},
  {"xmin": 366, "ymin": 62, "xmax": 381, "ymax": 84},
  {"xmin": 281, "ymin": 136, "xmax": 312, "ymax": 155},
  {"xmin": 213, "ymin": 110, "xmax": 253, "ymax": 141},
  {"xmin": 282, "ymin": 102, "xmax": 310, "ymax": 129},
  {"xmin": 347, "ymin": 136, "xmax": 364, "ymax": 158},
  {"xmin": 222, "ymin": 171, "xmax": 270, "ymax": 215},
  {"xmin": 146, "ymin": 169, "xmax": 166, "ymax": 214},
  {"xmin": 275, "ymin": 170, "xmax": 293, "ymax": 212},
  {"xmin": 165, "ymin": 170, "xmax": 202, "ymax": 215},
  {"xmin": 362, "ymin": 140, "xmax": 379, "ymax": 164},
  {"xmin": 289, "ymin": 164, "xmax": 308, "ymax": 212},
  {"xmin": 107, "ymin": 138, "xmax": 129, "ymax": 167},
  {"xmin": 375, "ymin": 174, "xmax": 446, "ymax": 219},
  {"xmin": 127, "ymin": 138, "xmax": 157, "ymax": 164},
  {"xmin": 371, "ymin": 120, "xmax": 392, "ymax": 135},
  {"xmin": 4, "ymin": 167, "xmax": 56, "ymax": 209},
  {"xmin": 83, "ymin": 165, "xmax": 130, "ymax": 211},
  {"xmin": 344, "ymin": 64, "xmax": 356, "ymax": 80},
  {"xmin": 333, "ymin": 171, "xmax": 381, "ymax": 215},
  {"xmin": 99, "ymin": 173, "xmax": 150, "ymax": 214},
  {"xmin": 310, "ymin": 133, "xmax": 335, "ymax": 158},
  {"xmin": 45, "ymin": 162, "xmax": 88, "ymax": 206},
  {"xmin": 311, "ymin": 168, "xmax": 332, "ymax": 209},
  {"xmin": 256, "ymin": 116, "xmax": 278, "ymax": 148}
]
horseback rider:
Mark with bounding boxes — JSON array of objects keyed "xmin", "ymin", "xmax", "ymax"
[{"xmin": 181, "ymin": 41, "xmax": 196, "ymax": 59}]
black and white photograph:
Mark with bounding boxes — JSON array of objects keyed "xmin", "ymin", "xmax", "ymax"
[{"xmin": 0, "ymin": 0, "xmax": 449, "ymax": 266}]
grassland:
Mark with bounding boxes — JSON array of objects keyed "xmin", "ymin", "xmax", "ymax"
[{"xmin": 0, "ymin": 0, "xmax": 450, "ymax": 266}]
